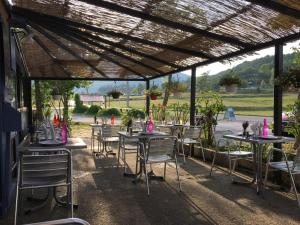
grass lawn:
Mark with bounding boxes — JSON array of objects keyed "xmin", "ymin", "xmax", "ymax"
[{"xmin": 106, "ymin": 92, "xmax": 298, "ymax": 117}]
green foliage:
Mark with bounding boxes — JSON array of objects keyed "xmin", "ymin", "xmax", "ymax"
[
  {"xmin": 73, "ymin": 94, "xmax": 88, "ymax": 113},
  {"xmin": 131, "ymin": 83, "xmax": 145, "ymax": 95},
  {"xmin": 196, "ymin": 91, "xmax": 226, "ymax": 146},
  {"xmin": 219, "ymin": 71, "xmax": 242, "ymax": 87},
  {"xmin": 86, "ymin": 105, "xmax": 101, "ymax": 115},
  {"xmin": 285, "ymin": 100, "xmax": 300, "ymax": 138},
  {"xmin": 169, "ymin": 103, "xmax": 190, "ymax": 124},
  {"xmin": 151, "ymin": 104, "xmax": 169, "ymax": 122},
  {"xmin": 127, "ymin": 108, "xmax": 145, "ymax": 119},
  {"xmin": 98, "ymin": 108, "xmax": 121, "ymax": 117},
  {"xmin": 167, "ymin": 81, "xmax": 188, "ymax": 93},
  {"xmin": 144, "ymin": 85, "xmax": 162, "ymax": 97}
]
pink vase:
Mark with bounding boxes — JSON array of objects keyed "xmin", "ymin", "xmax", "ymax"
[
  {"xmin": 61, "ymin": 122, "xmax": 68, "ymax": 144},
  {"xmin": 262, "ymin": 118, "xmax": 268, "ymax": 137}
]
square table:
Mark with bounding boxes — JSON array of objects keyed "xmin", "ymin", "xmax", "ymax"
[{"xmin": 223, "ymin": 134, "xmax": 294, "ymax": 194}]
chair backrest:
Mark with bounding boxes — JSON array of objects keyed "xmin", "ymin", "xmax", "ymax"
[
  {"xmin": 145, "ymin": 136, "xmax": 177, "ymax": 160},
  {"xmin": 23, "ymin": 217, "xmax": 90, "ymax": 225},
  {"xmin": 292, "ymin": 146, "xmax": 300, "ymax": 172},
  {"xmin": 101, "ymin": 125, "xmax": 120, "ymax": 138},
  {"xmin": 20, "ymin": 147, "xmax": 71, "ymax": 187},
  {"xmin": 183, "ymin": 126, "xmax": 201, "ymax": 139},
  {"xmin": 214, "ymin": 130, "xmax": 234, "ymax": 147}
]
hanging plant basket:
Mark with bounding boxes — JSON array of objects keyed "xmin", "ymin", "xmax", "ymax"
[
  {"xmin": 145, "ymin": 86, "xmax": 162, "ymax": 100},
  {"xmin": 107, "ymin": 90, "xmax": 123, "ymax": 99},
  {"xmin": 150, "ymin": 95, "xmax": 158, "ymax": 100},
  {"xmin": 51, "ymin": 89, "xmax": 62, "ymax": 100}
]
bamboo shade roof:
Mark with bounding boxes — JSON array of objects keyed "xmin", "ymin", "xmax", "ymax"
[{"xmin": 8, "ymin": 0, "xmax": 300, "ymax": 80}]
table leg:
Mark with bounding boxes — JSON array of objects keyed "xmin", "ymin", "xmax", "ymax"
[
  {"xmin": 53, "ymin": 187, "xmax": 78, "ymax": 209},
  {"xmin": 257, "ymin": 144, "xmax": 264, "ymax": 195}
]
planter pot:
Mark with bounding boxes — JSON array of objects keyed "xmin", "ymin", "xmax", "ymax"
[
  {"xmin": 150, "ymin": 95, "xmax": 157, "ymax": 100},
  {"xmin": 225, "ymin": 84, "xmax": 238, "ymax": 93},
  {"xmin": 111, "ymin": 93, "xmax": 121, "ymax": 99},
  {"xmin": 173, "ymin": 92, "xmax": 182, "ymax": 97},
  {"xmin": 52, "ymin": 95, "xmax": 61, "ymax": 100}
]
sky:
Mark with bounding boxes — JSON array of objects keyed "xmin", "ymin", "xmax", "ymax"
[{"xmin": 182, "ymin": 40, "xmax": 300, "ymax": 77}]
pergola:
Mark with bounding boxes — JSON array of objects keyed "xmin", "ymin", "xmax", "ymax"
[{"xmin": 0, "ymin": 0, "xmax": 300, "ymax": 216}]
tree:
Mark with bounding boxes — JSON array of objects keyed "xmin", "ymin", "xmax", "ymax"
[
  {"xmin": 34, "ymin": 80, "xmax": 91, "ymax": 124},
  {"xmin": 162, "ymin": 74, "xmax": 172, "ymax": 106},
  {"xmin": 197, "ymin": 72, "xmax": 211, "ymax": 92}
]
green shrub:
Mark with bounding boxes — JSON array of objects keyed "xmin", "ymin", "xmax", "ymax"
[
  {"xmin": 86, "ymin": 105, "xmax": 101, "ymax": 115},
  {"xmin": 127, "ymin": 108, "xmax": 145, "ymax": 119},
  {"xmin": 98, "ymin": 108, "xmax": 121, "ymax": 117},
  {"xmin": 73, "ymin": 94, "xmax": 88, "ymax": 113}
]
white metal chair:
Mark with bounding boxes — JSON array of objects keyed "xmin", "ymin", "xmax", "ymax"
[
  {"xmin": 97, "ymin": 125, "xmax": 120, "ymax": 156},
  {"xmin": 210, "ymin": 130, "xmax": 253, "ymax": 178},
  {"xmin": 264, "ymin": 146, "xmax": 300, "ymax": 207},
  {"xmin": 138, "ymin": 136, "xmax": 181, "ymax": 195},
  {"xmin": 15, "ymin": 148, "xmax": 73, "ymax": 225},
  {"xmin": 90, "ymin": 126, "xmax": 101, "ymax": 154},
  {"xmin": 178, "ymin": 126, "xmax": 204, "ymax": 163},
  {"xmin": 23, "ymin": 218, "xmax": 90, "ymax": 225}
]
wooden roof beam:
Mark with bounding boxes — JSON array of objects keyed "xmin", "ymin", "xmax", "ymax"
[
  {"xmin": 28, "ymin": 32, "xmax": 74, "ymax": 77},
  {"xmin": 29, "ymin": 22, "xmax": 108, "ymax": 78},
  {"xmin": 34, "ymin": 23, "xmax": 149, "ymax": 79},
  {"xmin": 36, "ymin": 21, "xmax": 163, "ymax": 76},
  {"xmin": 12, "ymin": 6, "xmax": 214, "ymax": 59},
  {"xmin": 246, "ymin": 0, "xmax": 300, "ymax": 19},
  {"xmin": 79, "ymin": 0, "xmax": 253, "ymax": 48}
]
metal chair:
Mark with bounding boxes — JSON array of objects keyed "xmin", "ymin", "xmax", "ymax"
[
  {"xmin": 15, "ymin": 148, "xmax": 73, "ymax": 225},
  {"xmin": 90, "ymin": 125, "xmax": 101, "ymax": 154},
  {"xmin": 138, "ymin": 136, "xmax": 181, "ymax": 195},
  {"xmin": 264, "ymin": 146, "xmax": 300, "ymax": 207},
  {"xmin": 97, "ymin": 125, "xmax": 120, "ymax": 156},
  {"xmin": 178, "ymin": 126, "xmax": 203, "ymax": 163},
  {"xmin": 23, "ymin": 218, "xmax": 90, "ymax": 225},
  {"xmin": 210, "ymin": 130, "xmax": 253, "ymax": 178}
]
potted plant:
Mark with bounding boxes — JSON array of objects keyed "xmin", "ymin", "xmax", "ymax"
[
  {"xmin": 168, "ymin": 81, "xmax": 188, "ymax": 97},
  {"xmin": 107, "ymin": 90, "xmax": 123, "ymax": 99},
  {"xmin": 276, "ymin": 68, "xmax": 300, "ymax": 149},
  {"xmin": 219, "ymin": 72, "xmax": 241, "ymax": 93},
  {"xmin": 51, "ymin": 88, "xmax": 62, "ymax": 100},
  {"xmin": 145, "ymin": 86, "xmax": 162, "ymax": 100}
]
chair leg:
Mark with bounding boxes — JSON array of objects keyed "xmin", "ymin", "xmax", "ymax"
[
  {"xmin": 164, "ymin": 162, "xmax": 167, "ymax": 180},
  {"xmin": 135, "ymin": 152, "xmax": 139, "ymax": 175},
  {"xmin": 14, "ymin": 187, "xmax": 20, "ymax": 225},
  {"xmin": 230, "ymin": 159, "xmax": 237, "ymax": 181},
  {"xmin": 144, "ymin": 163, "xmax": 150, "ymax": 196},
  {"xmin": 117, "ymin": 143, "xmax": 121, "ymax": 167},
  {"xmin": 201, "ymin": 147, "xmax": 205, "ymax": 162},
  {"xmin": 289, "ymin": 173, "xmax": 300, "ymax": 208},
  {"xmin": 263, "ymin": 163, "xmax": 270, "ymax": 192},
  {"xmin": 175, "ymin": 155, "xmax": 182, "ymax": 192},
  {"xmin": 189, "ymin": 144, "xmax": 192, "ymax": 157},
  {"xmin": 181, "ymin": 142, "xmax": 186, "ymax": 163},
  {"xmin": 228, "ymin": 156, "xmax": 232, "ymax": 175},
  {"xmin": 210, "ymin": 151, "xmax": 217, "ymax": 176}
]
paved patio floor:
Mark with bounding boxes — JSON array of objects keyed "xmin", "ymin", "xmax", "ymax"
[{"xmin": 2, "ymin": 134, "xmax": 300, "ymax": 225}]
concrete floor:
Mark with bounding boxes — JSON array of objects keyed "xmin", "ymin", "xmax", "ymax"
[{"xmin": 2, "ymin": 134, "xmax": 300, "ymax": 225}]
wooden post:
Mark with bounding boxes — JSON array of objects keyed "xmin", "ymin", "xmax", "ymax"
[
  {"xmin": 190, "ymin": 67, "xmax": 196, "ymax": 126},
  {"xmin": 146, "ymin": 80, "xmax": 150, "ymax": 116}
]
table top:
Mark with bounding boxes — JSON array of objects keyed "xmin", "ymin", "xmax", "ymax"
[
  {"xmin": 89, "ymin": 123, "xmax": 103, "ymax": 127},
  {"xmin": 65, "ymin": 137, "xmax": 87, "ymax": 149},
  {"xmin": 223, "ymin": 134, "xmax": 295, "ymax": 145},
  {"xmin": 31, "ymin": 137, "xmax": 87, "ymax": 150},
  {"xmin": 118, "ymin": 131, "xmax": 168, "ymax": 139}
]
